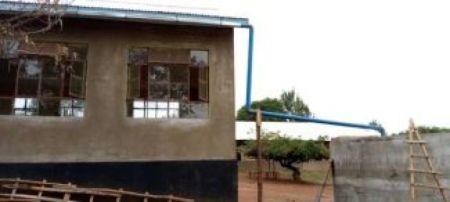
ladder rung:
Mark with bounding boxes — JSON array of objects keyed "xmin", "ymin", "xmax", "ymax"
[
  {"xmin": 408, "ymin": 169, "xmax": 442, "ymax": 175},
  {"xmin": 413, "ymin": 183, "xmax": 450, "ymax": 190},
  {"xmin": 406, "ymin": 140, "xmax": 427, "ymax": 144},
  {"xmin": 410, "ymin": 154, "xmax": 429, "ymax": 158}
]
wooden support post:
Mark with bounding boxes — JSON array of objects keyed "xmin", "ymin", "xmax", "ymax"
[
  {"xmin": 256, "ymin": 108, "xmax": 263, "ymax": 202},
  {"xmin": 38, "ymin": 179, "xmax": 46, "ymax": 198},
  {"xmin": 10, "ymin": 178, "xmax": 19, "ymax": 200},
  {"xmin": 314, "ymin": 160, "xmax": 332, "ymax": 202},
  {"xmin": 143, "ymin": 192, "xmax": 149, "ymax": 202}
]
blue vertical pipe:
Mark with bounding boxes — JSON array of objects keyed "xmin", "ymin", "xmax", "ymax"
[
  {"xmin": 243, "ymin": 25, "xmax": 254, "ymax": 110},
  {"xmin": 240, "ymin": 25, "xmax": 386, "ymax": 136}
]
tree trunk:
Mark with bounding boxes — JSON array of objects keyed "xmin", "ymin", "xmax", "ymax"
[{"xmin": 279, "ymin": 161, "xmax": 301, "ymax": 181}]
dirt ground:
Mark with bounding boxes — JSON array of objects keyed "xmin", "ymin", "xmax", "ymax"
[{"xmin": 238, "ymin": 174, "xmax": 334, "ymax": 202}]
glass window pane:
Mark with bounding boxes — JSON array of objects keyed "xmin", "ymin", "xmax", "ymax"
[
  {"xmin": 133, "ymin": 109, "xmax": 145, "ymax": 118},
  {"xmin": 39, "ymin": 99, "xmax": 60, "ymax": 116},
  {"xmin": 60, "ymin": 108, "xmax": 72, "ymax": 116},
  {"xmin": 73, "ymin": 108, "xmax": 84, "ymax": 117},
  {"xmin": 149, "ymin": 66, "xmax": 169, "ymax": 82},
  {"xmin": 0, "ymin": 98, "xmax": 13, "ymax": 115},
  {"xmin": 147, "ymin": 109, "xmax": 156, "ymax": 118},
  {"xmin": 129, "ymin": 48, "xmax": 148, "ymax": 65},
  {"xmin": 14, "ymin": 110, "xmax": 26, "ymax": 116},
  {"xmin": 69, "ymin": 76, "xmax": 83, "ymax": 98},
  {"xmin": 190, "ymin": 50, "xmax": 208, "ymax": 67},
  {"xmin": 170, "ymin": 67, "xmax": 189, "ymax": 83},
  {"xmin": 19, "ymin": 58, "xmax": 42, "ymax": 79},
  {"xmin": 18, "ymin": 78, "xmax": 39, "ymax": 96},
  {"xmin": 60, "ymin": 99, "xmax": 72, "ymax": 108},
  {"xmin": 41, "ymin": 78, "xmax": 61, "ymax": 97},
  {"xmin": 168, "ymin": 109, "xmax": 179, "ymax": 118},
  {"xmin": 169, "ymin": 102, "xmax": 179, "ymax": 109},
  {"xmin": 41, "ymin": 58, "xmax": 59, "ymax": 78},
  {"xmin": 180, "ymin": 103, "xmax": 208, "ymax": 119},
  {"xmin": 0, "ymin": 61, "xmax": 18, "ymax": 97},
  {"xmin": 72, "ymin": 61, "xmax": 85, "ymax": 77},
  {"xmin": 133, "ymin": 100, "xmax": 145, "ymax": 108},
  {"xmin": 147, "ymin": 101, "xmax": 156, "ymax": 108},
  {"xmin": 198, "ymin": 67, "xmax": 209, "ymax": 101},
  {"xmin": 156, "ymin": 109, "xmax": 168, "ymax": 118},
  {"xmin": 73, "ymin": 99, "xmax": 84, "ymax": 108},
  {"xmin": 25, "ymin": 111, "xmax": 36, "ymax": 116},
  {"xmin": 68, "ymin": 45, "xmax": 88, "ymax": 61},
  {"xmin": 26, "ymin": 98, "xmax": 38, "ymax": 109},
  {"xmin": 157, "ymin": 102, "xmax": 168, "ymax": 108},
  {"xmin": 1, "ymin": 39, "xmax": 19, "ymax": 58},
  {"xmin": 14, "ymin": 98, "xmax": 26, "ymax": 108},
  {"xmin": 170, "ymin": 83, "xmax": 189, "ymax": 100},
  {"xmin": 149, "ymin": 84, "xmax": 169, "ymax": 99}
]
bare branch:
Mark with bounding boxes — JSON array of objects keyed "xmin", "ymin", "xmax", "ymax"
[{"xmin": 1, "ymin": 0, "xmax": 69, "ymax": 58}]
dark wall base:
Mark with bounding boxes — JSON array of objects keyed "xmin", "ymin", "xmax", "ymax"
[{"xmin": 0, "ymin": 160, "xmax": 237, "ymax": 202}]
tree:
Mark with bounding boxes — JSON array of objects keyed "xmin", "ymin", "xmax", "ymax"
[
  {"xmin": 236, "ymin": 98, "xmax": 285, "ymax": 121},
  {"xmin": 243, "ymin": 132, "xmax": 329, "ymax": 181},
  {"xmin": 280, "ymin": 89, "xmax": 311, "ymax": 116},
  {"xmin": 0, "ymin": 0, "xmax": 65, "ymax": 59},
  {"xmin": 369, "ymin": 120, "xmax": 382, "ymax": 127},
  {"xmin": 236, "ymin": 89, "xmax": 311, "ymax": 121}
]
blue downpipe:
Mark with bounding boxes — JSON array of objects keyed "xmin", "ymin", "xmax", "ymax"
[
  {"xmin": 240, "ymin": 25, "xmax": 386, "ymax": 136},
  {"xmin": 244, "ymin": 25, "xmax": 254, "ymax": 110}
]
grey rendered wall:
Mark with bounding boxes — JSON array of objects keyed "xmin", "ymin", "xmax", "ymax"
[
  {"xmin": 331, "ymin": 134, "xmax": 450, "ymax": 202},
  {"xmin": 0, "ymin": 18, "xmax": 236, "ymax": 163}
]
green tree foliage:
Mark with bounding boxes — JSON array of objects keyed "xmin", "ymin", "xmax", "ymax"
[
  {"xmin": 369, "ymin": 120, "xmax": 382, "ymax": 127},
  {"xmin": 243, "ymin": 132, "xmax": 329, "ymax": 181},
  {"xmin": 280, "ymin": 89, "xmax": 311, "ymax": 116},
  {"xmin": 236, "ymin": 89, "xmax": 311, "ymax": 121},
  {"xmin": 236, "ymin": 98, "xmax": 285, "ymax": 121}
]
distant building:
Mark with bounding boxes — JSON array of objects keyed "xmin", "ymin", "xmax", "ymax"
[{"xmin": 0, "ymin": 1, "xmax": 248, "ymax": 201}]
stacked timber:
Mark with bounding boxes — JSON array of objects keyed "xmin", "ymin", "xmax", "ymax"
[{"xmin": 0, "ymin": 178, "xmax": 193, "ymax": 202}]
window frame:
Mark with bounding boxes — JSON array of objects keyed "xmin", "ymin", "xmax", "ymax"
[
  {"xmin": 0, "ymin": 42, "xmax": 88, "ymax": 117},
  {"xmin": 127, "ymin": 47, "xmax": 210, "ymax": 119}
]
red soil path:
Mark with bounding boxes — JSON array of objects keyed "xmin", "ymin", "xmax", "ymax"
[{"xmin": 238, "ymin": 175, "xmax": 334, "ymax": 202}]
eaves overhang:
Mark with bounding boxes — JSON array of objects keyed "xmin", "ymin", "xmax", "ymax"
[{"xmin": 0, "ymin": 1, "xmax": 250, "ymax": 28}]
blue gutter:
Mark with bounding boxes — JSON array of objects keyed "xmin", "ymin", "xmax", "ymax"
[{"xmin": 240, "ymin": 25, "xmax": 386, "ymax": 136}]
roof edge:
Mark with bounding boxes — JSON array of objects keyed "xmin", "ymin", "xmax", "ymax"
[{"xmin": 0, "ymin": 1, "xmax": 250, "ymax": 27}]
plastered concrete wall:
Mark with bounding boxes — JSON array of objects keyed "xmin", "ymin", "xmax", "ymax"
[
  {"xmin": 331, "ymin": 134, "xmax": 450, "ymax": 202},
  {"xmin": 0, "ymin": 18, "xmax": 236, "ymax": 162}
]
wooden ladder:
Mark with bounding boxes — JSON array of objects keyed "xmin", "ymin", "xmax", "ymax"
[{"xmin": 408, "ymin": 119, "xmax": 448, "ymax": 202}]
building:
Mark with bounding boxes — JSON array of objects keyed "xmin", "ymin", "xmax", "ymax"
[{"xmin": 0, "ymin": 1, "xmax": 249, "ymax": 201}]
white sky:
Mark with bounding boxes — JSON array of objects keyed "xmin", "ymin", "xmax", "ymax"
[{"xmin": 233, "ymin": 0, "xmax": 450, "ymax": 136}]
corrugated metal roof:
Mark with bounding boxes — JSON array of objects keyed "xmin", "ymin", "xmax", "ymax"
[{"xmin": 0, "ymin": 0, "xmax": 250, "ymax": 27}]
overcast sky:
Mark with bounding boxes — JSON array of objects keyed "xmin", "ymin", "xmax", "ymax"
[{"xmin": 230, "ymin": 0, "xmax": 450, "ymax": 135}]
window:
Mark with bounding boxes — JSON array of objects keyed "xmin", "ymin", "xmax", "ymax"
[
  {"xmin": 0, "ymin": 43, "xmax": 87, "ymax": 117},
  {"xmin": 127, "ymin": 48, "xmax": 209, "ymax": 119}
]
